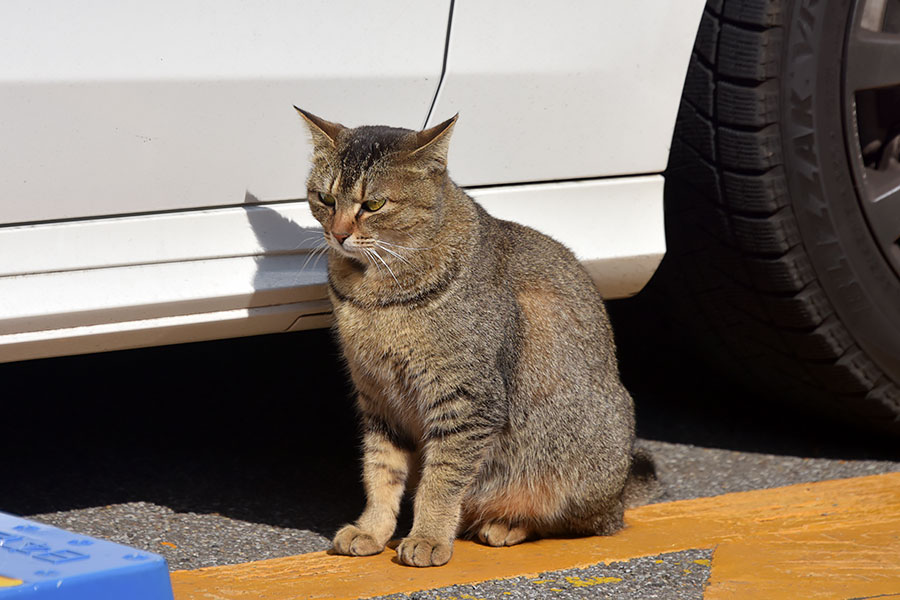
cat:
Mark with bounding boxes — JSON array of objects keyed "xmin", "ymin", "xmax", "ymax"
[{"xmin": 295, "ymin": 107, "xmax": 657, "ymax": 567}]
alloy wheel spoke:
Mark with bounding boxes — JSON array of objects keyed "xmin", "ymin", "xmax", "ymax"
[
  {"xmin": 845, "ymin": 30, "xmax": 900, "ymax": 92},
  {"xmin": 865, "ymin": 171, "xmax": 900, "ymax": 249}
]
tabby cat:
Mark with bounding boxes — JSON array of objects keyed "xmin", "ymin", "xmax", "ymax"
[{"xmin": 296, "ymin": 107, "xmax": 656, "ymax": 568}]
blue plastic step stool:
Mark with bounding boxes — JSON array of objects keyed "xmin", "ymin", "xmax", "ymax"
[{"xmin": 0, "ymin": 512, "xmax": 174, "ymax": 599}]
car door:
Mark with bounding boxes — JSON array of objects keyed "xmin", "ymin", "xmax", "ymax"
[
  {"xmin": 0, "ymin": 0, "xmax": 449, "ymax": 224},
  {"xmin": 0, "ymin": 1, "xmax": 450, "ymax": 362}
]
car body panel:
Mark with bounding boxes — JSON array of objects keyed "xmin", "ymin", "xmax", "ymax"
[
  {"xmin": 0, "ymin": 0, "xmax": 449, "ymax": 224},
  {"xmin": 427, "ymin": 1, "xmax": 706, "ymax": 185}
]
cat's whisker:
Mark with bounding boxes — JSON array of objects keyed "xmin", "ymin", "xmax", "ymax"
[
  {"xmin": 371, "ymin": 247, "xmax": 404, "ymax": 291},
  {"xmin": 300, "ymin": 241, "xmax": 329, "ymax": 271},
  {"xmin": 374, "ymin": 243, "xmax": 430, "ymax": 280},
  {"xmin": 300, "ymin": 247, "xmax": 321, "ymax": 271},
  {"xmin": 288, "ymin": 230, "xmax": 327, "ymax": 252},
  {"xmin": 359, "ymin": 250, "xmax": 372, "ymax": 270},
  {"xmin": 363, "ymin": 248, "xmax": 383, "ymax": 274},
  {"xmin": 375, "ymin": 242, "xmax": 414, "ymax": 267}
]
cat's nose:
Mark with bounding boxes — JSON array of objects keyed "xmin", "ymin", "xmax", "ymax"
[{"xmin": 332, "ymin": 231, "xmax": 350, "ymax": 245}]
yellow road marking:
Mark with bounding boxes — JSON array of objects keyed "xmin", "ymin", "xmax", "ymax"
[
  {"xmin": 170, "ymin": 472, "xmax": 900, "ymax": 600},
  {"xmin": 0, "ymin": 576, "xmax": 23, "ymax": 587}
]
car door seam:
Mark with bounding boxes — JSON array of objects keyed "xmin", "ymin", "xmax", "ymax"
[{"xmin": 424, "ymin": 0, "xmax": 456, "ymax": 129}]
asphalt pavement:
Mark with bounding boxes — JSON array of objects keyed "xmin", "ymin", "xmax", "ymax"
[
  {"xmin": 370, "ymin": 549, "xmax": 714, "ymax": 600},
  {"xmin": 4, "ymin": 305, "xmax": 899, "ymax": 597}
]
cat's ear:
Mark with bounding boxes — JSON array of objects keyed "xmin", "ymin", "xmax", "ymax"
[
  {"xmin": 408, "ymin": 114, "xmax": 458, "ymax": 169},
  {"xmin": 294, "ymin": 106, "xmax": 345, "ymax": 148}
]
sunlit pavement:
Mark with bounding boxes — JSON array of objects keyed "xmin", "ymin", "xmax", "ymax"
[{"xmin": 169, "ymin": 473, "xmax": 900, "ymax": 600}]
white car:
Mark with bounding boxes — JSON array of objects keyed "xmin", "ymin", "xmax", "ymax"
[{"xmin": 2, "ymin": 0, "xmax": 898, "ymax": 430}]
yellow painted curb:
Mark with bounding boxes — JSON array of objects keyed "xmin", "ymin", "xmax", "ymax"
[{"xmin": 170, "ymin": 472, "xmax": 900, "ymax": 600}]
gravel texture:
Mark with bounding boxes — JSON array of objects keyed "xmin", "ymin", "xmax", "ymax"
[
  {"xmin": 639, "ymin": 439, "xmax": 899, "ymax": 504},
  {"xmin": 29, "ymin": 503, "xmax": 331, "ymax": 571},
  {"xmin": 372, "ymin": 549, "xmax": 713, "ymax": 600}
]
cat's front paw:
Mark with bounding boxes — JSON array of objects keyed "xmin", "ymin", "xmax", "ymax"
[
  {"xmin": 332, "ymin": 524, "xmax": 384, "ymax": 556},
  {"xmin": 396, "ymin": 536, "xmax": 453, "ymax": 567}
]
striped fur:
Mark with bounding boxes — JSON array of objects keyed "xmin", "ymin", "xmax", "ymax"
[{"xmin": 297, "ymin": 109, "xmax": 656, "ymax": 567}]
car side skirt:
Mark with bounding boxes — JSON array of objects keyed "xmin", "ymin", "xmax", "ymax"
[{"xmin": 0, "ymin": 175, "xmax": 664, "ymax": 362}]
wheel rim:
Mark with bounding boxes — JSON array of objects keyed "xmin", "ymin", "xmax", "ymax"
[{"xmin": 842, "ymin": 0, "xmax": 900, "ymax": 279}]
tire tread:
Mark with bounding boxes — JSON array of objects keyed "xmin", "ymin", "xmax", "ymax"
[{"xmin": 653, "ymin": 0, "xmax": 900, "ymax": 431}]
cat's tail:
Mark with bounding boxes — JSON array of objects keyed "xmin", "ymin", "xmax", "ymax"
[{"xmin": 622, "ymin": 448, "xmax": 660, "ymax": 508}]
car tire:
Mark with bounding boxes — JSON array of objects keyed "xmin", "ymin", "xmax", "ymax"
[{"xmin": 644, "ymin": 0, "xmax": 900, "ymax": 431}]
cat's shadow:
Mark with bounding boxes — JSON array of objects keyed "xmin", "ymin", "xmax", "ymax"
[{"xmin": 1, "ymin": 327, "xmax": 367, "ymax": 538}]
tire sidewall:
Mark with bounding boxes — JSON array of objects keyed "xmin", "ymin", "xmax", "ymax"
[{"xmin": 782, "ymin": 0, "xmax": 900, "ymax": 383}]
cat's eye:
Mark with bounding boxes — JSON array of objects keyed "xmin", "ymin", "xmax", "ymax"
[
  {"xmin": 317, "ymin": 192, "xmax": 336, "ymax": 207},
  {"xmin": 362, "ymin": 197, "xmax": 386, "ymax": 212}
]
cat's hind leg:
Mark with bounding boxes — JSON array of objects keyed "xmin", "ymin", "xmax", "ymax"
[
  {"xmin": 333, "ymin": 410, "xmax": 412, "ymax": 557},
  {"xmin": 557, "ymin": 450, "xmax": 657, "ymax": 538},
  {"xmin": 586, "ymin": 497, "xmax": 626, "ymax": 536},
  {"xmin": 548, "ymin": 494, "xmax": 627, "ymax": 539},
  {"xmin": 476, "ymin": 521, "xmax": 532, "ymax": 547},
  {"xmin": 462, "ymin": 475, "xmax": 564, "ymax": 547}
]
